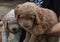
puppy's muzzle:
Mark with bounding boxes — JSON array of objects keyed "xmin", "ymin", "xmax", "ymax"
[{"xmin": 12, "ymin": 28, "xmax": 17, "ymax": 32}]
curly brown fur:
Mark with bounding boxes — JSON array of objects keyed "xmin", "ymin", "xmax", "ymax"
[{"xmin": 14, "ymin": 2, "xmax": 58, "ymax": 42}]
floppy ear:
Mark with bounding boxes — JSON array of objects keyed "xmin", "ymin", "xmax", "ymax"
[
  {"xmin": 14, "ymin": 4, "xmax": 21, "ymax": 22},
  {"xmin": 2, "ymin": 20, "xmax": 8, "ymax": 32},
  {"xmin": 4, "ymin": 21, "xmax": 7, "ymax": 28},
  {"xmin": 34, "ymin": 14, "xmax": 41, "ymax": 25},
  {"xmin": 34, "ymin": 10, "xmax": 43, "ymax": 26}
]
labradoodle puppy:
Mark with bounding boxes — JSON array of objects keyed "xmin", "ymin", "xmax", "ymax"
[
  {"xmin": 14, "ymin": 2, "xmax": 58, "ymax": 42},
  {"xmin": 2, "ymin": 9, "xmax": 22, "ymax": 42}
]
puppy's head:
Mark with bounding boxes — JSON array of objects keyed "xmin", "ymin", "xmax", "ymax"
[
  {"xmin": 7, "ymin": 21, "xmax": 20, "ymax": 34},
  {"xmin": 15, "ymin": 2, "xmax": 58, "ymax": 35},
  {"xmin": 3, "ymin": 9, "xmax": 20, "ymax": 34},
  {"xmin": 14, "ymin": 2, "xmax": 41, "ymax": 31},
  {"xmin": 16, "ymin": 14, "xmax": 35, "ymax": 29}
]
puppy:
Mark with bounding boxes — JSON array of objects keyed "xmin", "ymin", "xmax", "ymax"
[
  {"xmin": 2, "ymin": 9, "xmax": 22, "ymax": 42},
  {"xmin": 14, "ymin": 2, "xmax": 58, "ymax": 42}
]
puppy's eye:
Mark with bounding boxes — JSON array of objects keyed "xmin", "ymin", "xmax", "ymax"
[
  {"xmin": 30, "ymin": 17, "xmax": 34, "ymax": 20},
  {"xmin": 30, "ymin": 15, "xmax": 35, "ymax": 19},
  {"xmin": 30, "ymin": 15, "xmax": 35, "ymax": 20},
  {"xmin": 18, "ymin": 15, "xmax": 25, "ymax": 19}
]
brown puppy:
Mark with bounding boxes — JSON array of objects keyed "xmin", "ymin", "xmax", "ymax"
[{"xmin": 14, "ymin": 2, "xmax": 58, "ymax": 42}]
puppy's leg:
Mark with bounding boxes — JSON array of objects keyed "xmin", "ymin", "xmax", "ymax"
[
  {"xmin": 14, "ymin": 31, "xmax": 21, "ymax": 42},
  {"xmin": 23, "ymin": 32, "xmax": 31, "ymax": 42},
  {"xmin": 2, "ymin": 30, "xmax": 9, "ymax": 42}
]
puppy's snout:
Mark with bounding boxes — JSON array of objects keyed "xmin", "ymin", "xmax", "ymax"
[{"xmin": 12, "ymin": 28, "xmax": 17, "ymax": 31}]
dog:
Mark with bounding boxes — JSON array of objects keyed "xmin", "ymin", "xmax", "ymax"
[
  {"xmin": 2, "ymin": 9, "xmax": 22, "ymax": 42},
  {"xmin": 14, "ymin": 2, "xmax": 58, "ymax": 42}
]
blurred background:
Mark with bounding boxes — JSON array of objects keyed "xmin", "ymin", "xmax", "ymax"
[{"xmin": 0, "ymin": 0, "xmax": 26, "ymax": 20}]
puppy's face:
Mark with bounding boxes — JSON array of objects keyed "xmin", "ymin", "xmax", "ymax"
[
  {"xmin": 15, "ymin": 2, "xmax": 41, "ymax": 32},
  {"xmin": 7, "ymin": 22, "xmax": 20, "ymax": 33},
  {"xmin": 17, "ymin": 14, "xmax": 35, "ymax": 30}
]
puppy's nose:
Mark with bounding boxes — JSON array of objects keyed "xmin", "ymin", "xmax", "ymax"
[
  {"xmin": 23, "ymin": 25, "xmax": 29, "ymax": 28},
  {"xmin": 12, "ymin": 28, "xmax": 17, "ymax": 31}
]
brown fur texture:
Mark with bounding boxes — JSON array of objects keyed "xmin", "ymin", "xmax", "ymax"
[{"xmin": 14, "ymin": 2, "xmax": 58, "ymax": 42}]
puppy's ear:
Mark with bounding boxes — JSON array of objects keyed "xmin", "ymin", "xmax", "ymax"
[
  {"xmin": 34, "ymin": 16, "xmax": 41, "ymax": 26},
  {"xmin": 14, "ymin": 4, "xmax": 21, "ymax": 22},
  {"xmin": 34, "ymin": 14, "xmax": 40, "ymax": 25},
  {"xmin": 4, "ymin": 21, "xmax": 7, "ymax": 30},
  {"xmin": 15, "ymin": 4, "xmax": 21, "ymax": 12},
  {"xmin": 34, "ymin": 9, "xmax": 44, "ymax": 26},
  {"xmin": 16, "ymin": 4, "xmax": 21, "ymax": 8},
  {"xmin": 2, "ymin": 20, "xmax": 8, "ymax": 31}
]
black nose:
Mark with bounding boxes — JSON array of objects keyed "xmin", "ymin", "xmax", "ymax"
[
  {"xmin": 12, "ymin": 28, "xmax": 17, "ymax": 31},
  {"xmin": 23, "ymin": 25, "xmax": 29, "ymax": 28}
]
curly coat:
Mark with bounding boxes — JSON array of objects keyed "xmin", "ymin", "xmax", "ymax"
[{"xmin": 14, "ymin": 2, "xmax": 58, "ymax": 42}]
